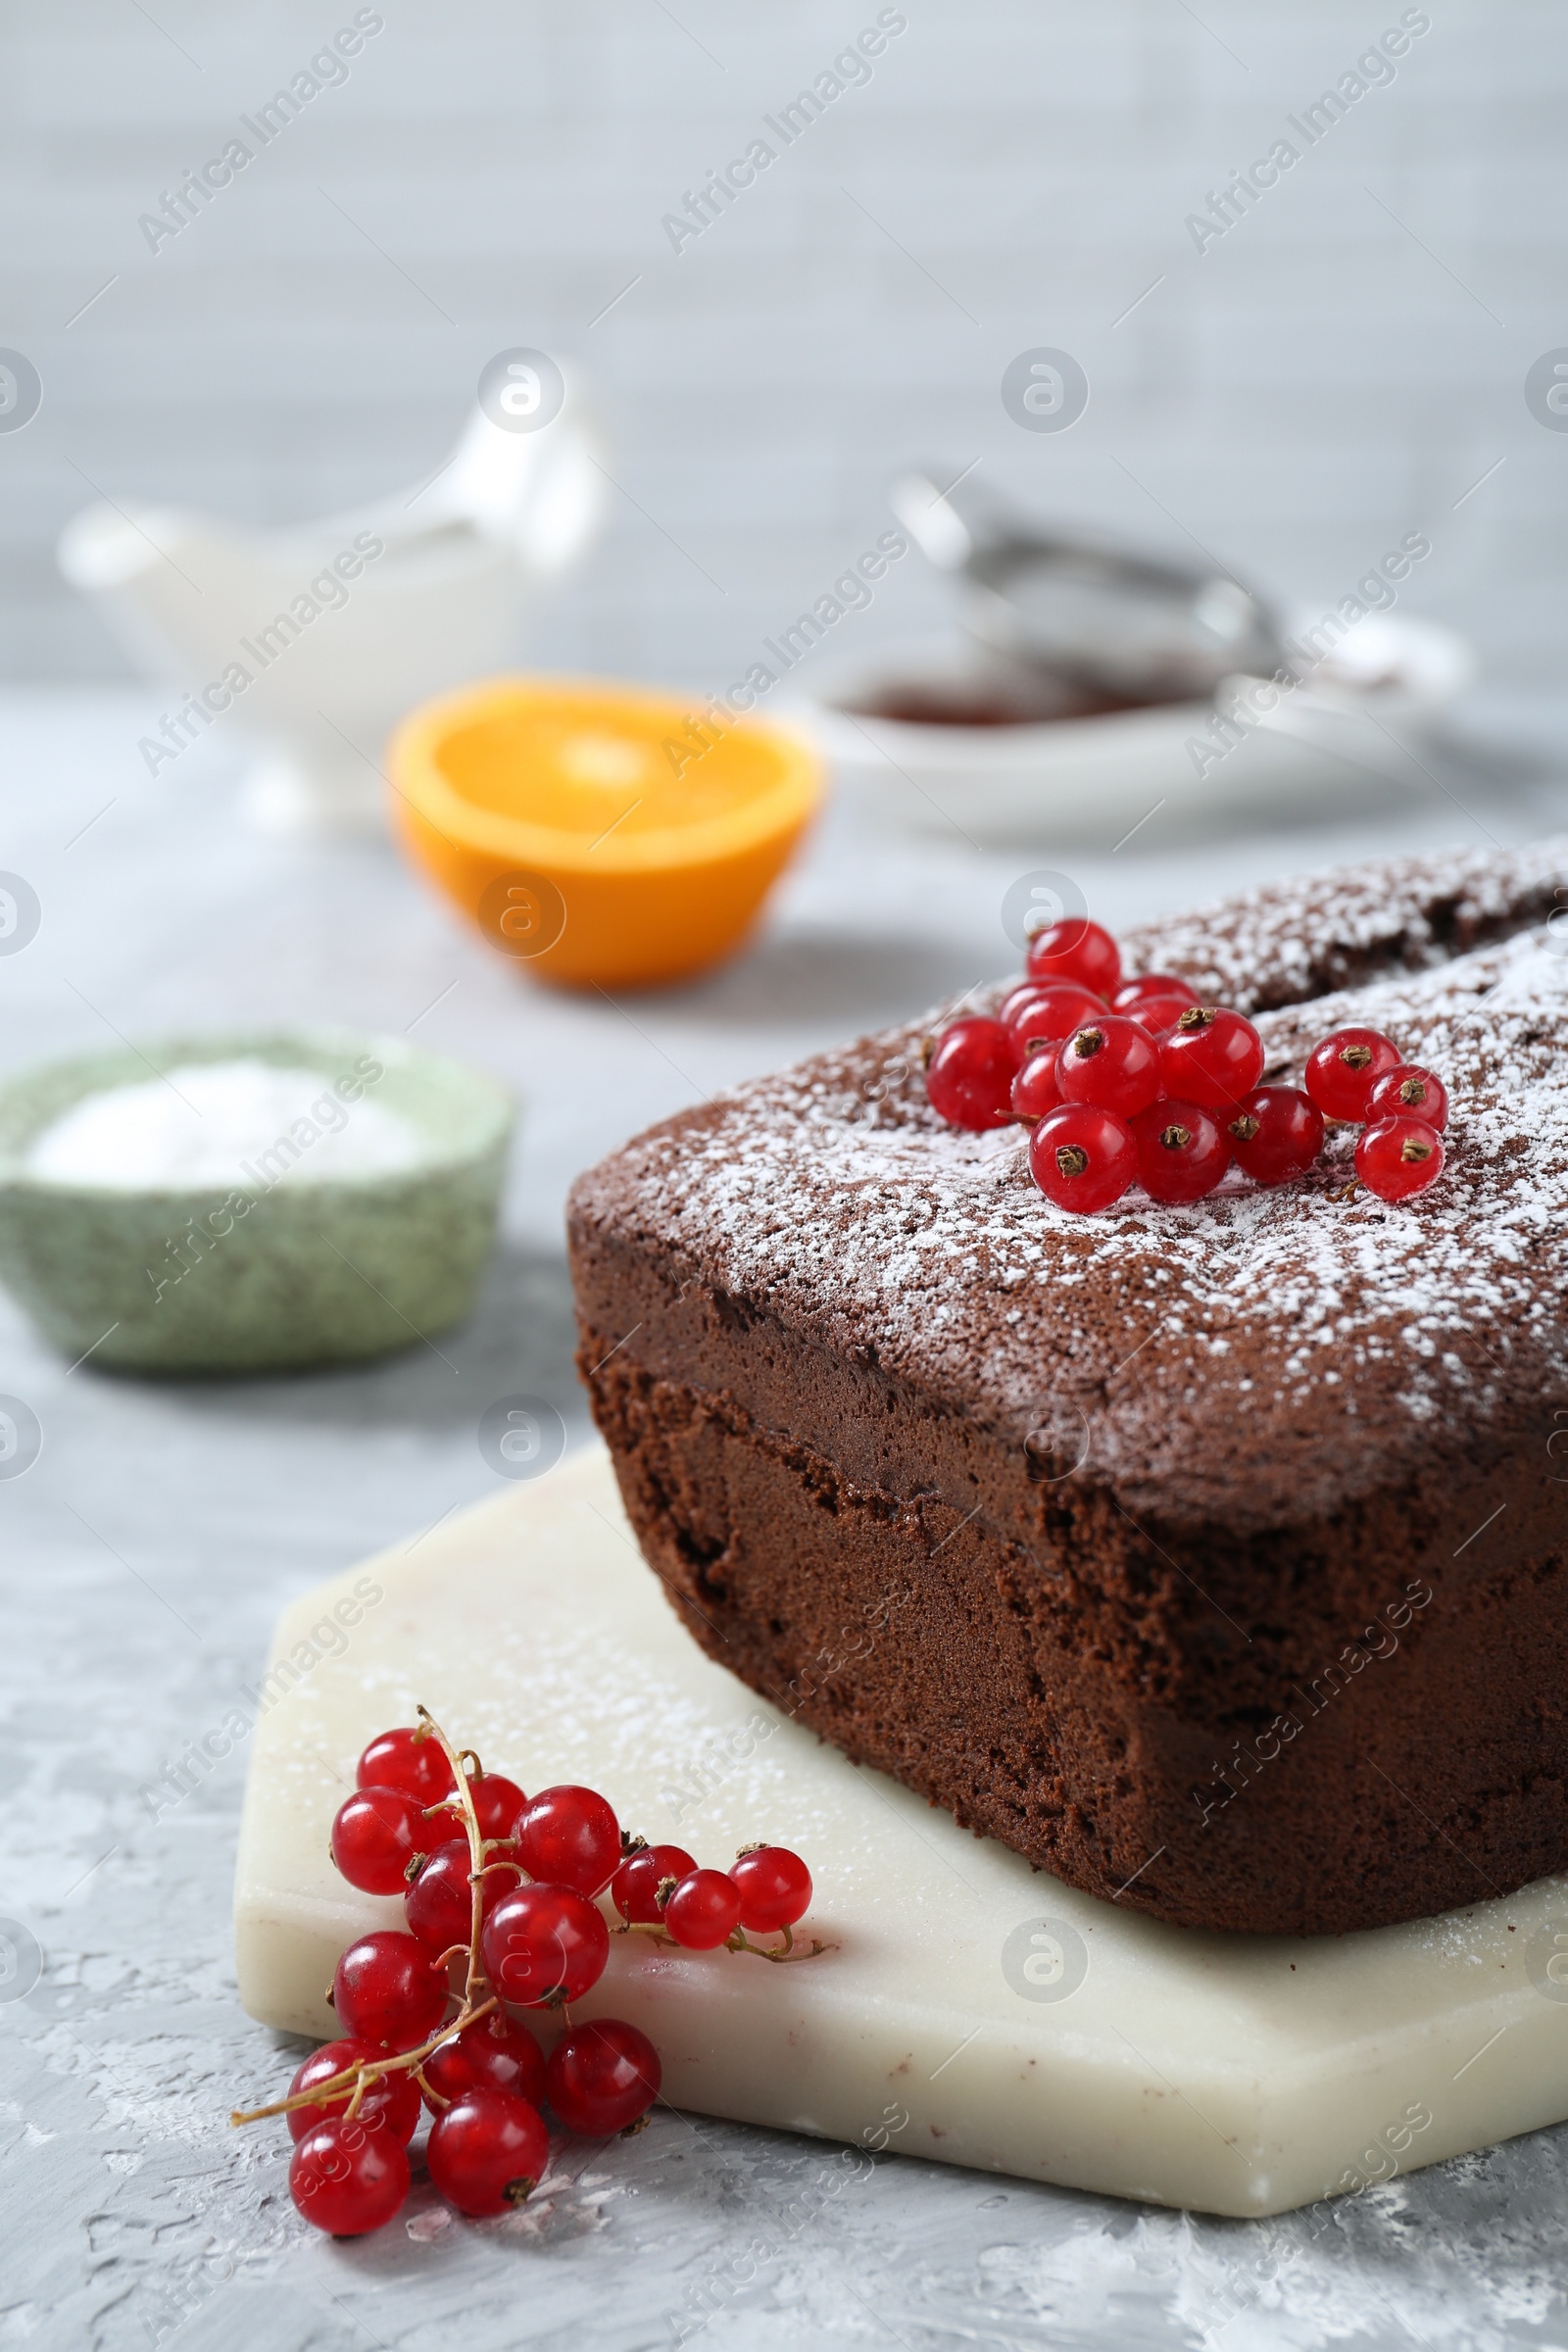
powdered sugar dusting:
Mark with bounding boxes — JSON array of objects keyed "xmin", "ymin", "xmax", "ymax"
[
  {"xmin": 580, "ymin": 869, "xmax": 1568, "ymax": 1533},
  {"xmin": 1118, "ymin": 833, "xmax": 1568, "ymax": 1012}
]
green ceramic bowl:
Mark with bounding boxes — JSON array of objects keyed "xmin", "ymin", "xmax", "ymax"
[{"xmin": 0, "ymin": 1028, "xmax": 514, "ymax": 1375}]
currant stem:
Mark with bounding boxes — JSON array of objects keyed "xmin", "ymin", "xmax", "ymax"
[
  {"xmin": 228, "ymin": 1994, "xmax": 499, "ymax": 2126},
  {"xmin": 232, "ymin": 1702, "xmax": 499, "ymax": 2134},
  {"xmin": 617, "ymin": 1919, "xmax": 831, "ymax": 1962},
  {"xmin": 416, "ymin": 1702, "xmax": 489, "ymax": 2014},
  {"xmin": 724, "ymin": 1927, "xmax": 833, "ymax": 1963}
]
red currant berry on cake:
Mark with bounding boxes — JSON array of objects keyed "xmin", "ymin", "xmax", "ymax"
[
  {"xmin": 923, "ymin": 1017, "xmax": 1019, "ymax": 1131},
  {"xmin": 481, "ymin": 1884, "xmax": 611, "ymax": 2005},
  {"xmin": 1025, "ymin": 916, "xmax": 1122, "ymax": 1000},
  {"xmin": 426, "ymin": 2086, "xmax": 549, "ymax": 2217},
  {"xmin": 612, "ymin": 1842, "xmax": 696, "ymax": 1924},
  {"xmin": 1158, "ymin": 1005, "xmax": 1264, "ymax": 1112},
  {"xmin": 1056, "ymin": 1015, "xmax": 1162, "ymax": 1118},
  {"xmin": 547, "ymin": 2020, "xmax": 662, "ymax": 2137},
  {"xmin": 1028, "ymin": 1105, "xmax": 1137, "ymax": 1213},
  {"xmin": 1009, "ymin": 1043, "xmax": 1061, "ymax": 1123},
  {"xmin": 404, "ymin": 1837, "xmax": 519, "ymax": 1953},
  {"xmin": 1000, "ymin": 978, "xmax": 1105, "ymax": 1029},
  {"xmin": 356, "ymin": 1726, "xmax": 455, "ymax": 1807},
  {"xmin": 1365, "ymin": 1063, "xmax": 1448, "ymax": 1132},
  {"xmin": 286, "ymin": 2038, "xmax": 421, "ymax": 2143},
  {"xmin": 513, "ymin": 1785, "xmax": 621, "ymax": 1897},
  {"xmin": 663, "ymin": 1868, "xmax": 744, "ymax": 1949},
  {"xmin": 1000, "ymin": 981, "xmax": 1106, "ymax": 1057},
  {"xmin": 1225, "ymin": 1087, "xmax": 1325, "ymax": 1186},
  {"xmin": 1127, "ymin": 995, "xmax": 1200, "ymax": 1039},
  {"xmin": 1355, "ymin": 1115, "xmax": 1445, "ymax": 1201},
  {"xmin": 1303, "ymin": 1027, "xmax": 1402, "ymax": 1121},
  {"xmin": 290, "ymin": 2113, "xmax": 411, "ymax": 2235},
  {"xmin": 729, "ymin": 1845, "xmax": 812, "ymax": 1934},
  {"xmin": 1111, "ymin": 974, "xmax": 1200, "ymax": 1033},
  {"xmin": 421, "ymin": 2012, "xmax": 547, "ymax": 2113},
  {"xmin": 332, "ymin": 1931, "xmax": 450, "ymax": 2047},
  {"xmin": 1129, "ymin": 1100, "xmax": 1229, "ymax": 1204},
  {"xmin": 330, "ymin": 1787, "xmax": 437, "ymax": 1894}
]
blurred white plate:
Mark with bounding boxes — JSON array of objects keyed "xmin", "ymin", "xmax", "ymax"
[{"xmin": 790, "ymin": 612, "xmax": 1475, "ymax": 845}]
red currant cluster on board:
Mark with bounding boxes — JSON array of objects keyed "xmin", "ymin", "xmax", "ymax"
[
  {"xmin": 924, "ymin": 917, "xmax": 1447, "ymax": 1213},
  {"xmin": 231, "ymin": 1710, "xmax": 820, "ymax": 2238}
]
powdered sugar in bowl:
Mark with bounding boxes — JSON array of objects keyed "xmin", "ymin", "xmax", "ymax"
[{"xmin": 0, "ymin": 1028, "xmax": 513, "ymax": 1373}]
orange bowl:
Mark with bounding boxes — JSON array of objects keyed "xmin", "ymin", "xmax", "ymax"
[{"xmin": 386, "ymin": 676, "xmax": 825, "ymax": 990}]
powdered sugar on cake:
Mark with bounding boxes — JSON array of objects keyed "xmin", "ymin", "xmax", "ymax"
[
  {"xmin": 598, "ymin": 886, "xmax": 1568, "ymax": 1531},
  {"xmin": 1120, "ymin": 833, "xmax": 1568, "ymax": 1011}
]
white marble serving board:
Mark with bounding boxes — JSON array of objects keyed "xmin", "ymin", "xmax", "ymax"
[{"xmin": 233, "ymin": 1443, "xmax": 1568, "ymax": 2221}]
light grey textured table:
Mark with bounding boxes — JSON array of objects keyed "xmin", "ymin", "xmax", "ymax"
[{"xmin": 4, "ymin": 686, "xmax": 1568, "ymax": 2352}]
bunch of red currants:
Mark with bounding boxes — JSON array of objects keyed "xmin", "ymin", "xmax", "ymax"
[
  {"xmin": 924, "ymin": 917, "xmax": 1448, "ymax": 1212},
  {"xmin": 232, "ymin": 1714, "xmax": 816, "ymax": 2238}
]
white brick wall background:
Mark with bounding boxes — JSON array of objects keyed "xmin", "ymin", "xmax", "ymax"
[{"xmin": 4, "ymin": 0, "xmax": 1565, "ymax": 700}]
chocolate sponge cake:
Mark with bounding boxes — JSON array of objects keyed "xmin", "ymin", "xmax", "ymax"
[{"xmin": 568, "ymin": 839, "xmax": 1568, "ymax": 1935}]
